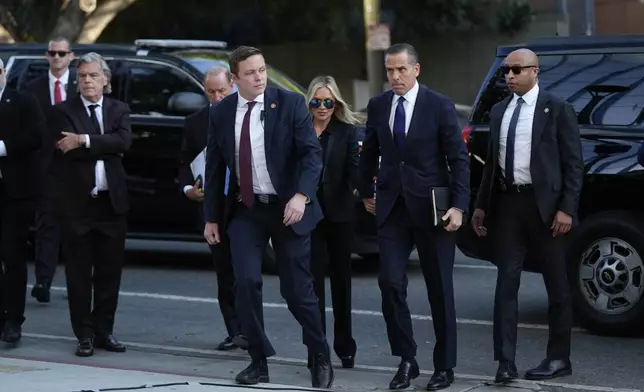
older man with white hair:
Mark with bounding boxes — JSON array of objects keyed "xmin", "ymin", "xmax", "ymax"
[
  {"xmin": 52, "ymin": 52, "xmax": 132, "ymax": 357},
  {"xmin": 179, "ymin": 65, "xmax": 245, "ymax": 351},
  {"xmin": 0, "ymin": 58, "xmax": 44, "ymax": 345}
]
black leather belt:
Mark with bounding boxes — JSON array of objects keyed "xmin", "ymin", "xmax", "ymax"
[
  {"xmin": 238, "ymin": 193, "xmax": 279, "ymax": 204},
  {"xmin": 499, "ymin": 182, "xmax": 533, "ymax": 194}
]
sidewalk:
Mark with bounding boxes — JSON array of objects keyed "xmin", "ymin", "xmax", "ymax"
[{"xmin": 0, "ymin": 337, "xmax": 546, "ymax": 392}]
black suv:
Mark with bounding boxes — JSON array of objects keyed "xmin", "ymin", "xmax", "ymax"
[
  {"xmin": 2, "ymin": 39, "xmax": 378, "ymax": 270},
  {"xmin": 458, "ymin": 35, "xmax": 644, "ymax": 336}
]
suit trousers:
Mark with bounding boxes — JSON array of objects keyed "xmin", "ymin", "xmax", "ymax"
[
  {"xmin": 61, "ymin": 193, "xmax": 127, "ymax": 340},
  {"xmin": 0, "ymin": 182, "xmax": 33, "ymax": 326},
  {"xmin": 492, "ymin": 189, "xmax": 572, "ymax": 362},
  {"xmin": 310, "ymin": 219, "xmax": 357, "ymax": 358},
  {"xmin": 209, "ymin": 235, "xmax": 241, "ymax": 338},
  {"xmin": 227, "ymin": 200, "xmax": 327, "ymax": 360},
  {"xmin": 377, "ymin": 197, "xmax": 457, "ymax": 370},
  {"xmin": 34, "ymin": 205, "xmax": 61, "ymax": 286}
]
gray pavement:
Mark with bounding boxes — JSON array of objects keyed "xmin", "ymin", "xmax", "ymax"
[{"xmin": 0, "ymin": 250, "xmax": 641, "ymax": 392}]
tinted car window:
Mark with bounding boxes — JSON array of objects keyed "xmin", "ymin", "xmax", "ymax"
[
  {"xmin": 125, "ymin": 60, "xmax": 203, "ymax": 116},
  {"xmin": 472, "ymin": 53, "xmax": 644, "ymax": 128}
]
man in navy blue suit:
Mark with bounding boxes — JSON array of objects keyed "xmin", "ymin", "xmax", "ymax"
[
  {"xmin": 358, "ymin": 43, "xmax": 470, "ymax": 391},
  {"xmin": 202, "ymin": 46, "xmax": 333, "ymax": 388}
]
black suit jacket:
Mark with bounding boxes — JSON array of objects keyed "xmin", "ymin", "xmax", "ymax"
[
  {"xmin": 179, "ymin": 105, "xmax": 209, "ymax": 190},
  {"xmin": 51, "ymin": 96, "xmax": 132, "ymax": 220},
  {"xmin": 475, "ymin": 89, "xmax": 584, "ymax": 224},
  {"xmin": 358, "ymin": 85, "xmax": 470, "ymax": 228},
  {"xmin": 204, "ymin": 86, "xmax": 323, "ymax": 235},
  {"xmin": 318, "ymin": 119, "xmax": 359, "ymax": 222},
  {"xmin": 25, "ymin": 73, "xmax": 78, "ymax": 199},
  {"xmin": 0, "ymin": 88, "xmax": 44, "ymax": 199}
]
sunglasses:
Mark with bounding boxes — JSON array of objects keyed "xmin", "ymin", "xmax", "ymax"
[
  {"xmin": 500, "ymin": 65, "xmax": 536, "ymax": 75},
  {"xmin": 47, "ymin": 50, "xmax": 69, "ymax": 57},
  {"xmin": 309, "ymin": 98, "xmax": 335, "ymax": 109}
]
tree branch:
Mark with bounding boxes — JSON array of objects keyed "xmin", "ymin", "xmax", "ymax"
[{"xmin": 78, "ymin": 0, "xmax": 138, "ymax": 43}]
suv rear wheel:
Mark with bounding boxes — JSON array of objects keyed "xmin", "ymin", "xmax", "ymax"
[{"xmin": 567, "ymin": 211, "xmax": 644, "ymax": 336}]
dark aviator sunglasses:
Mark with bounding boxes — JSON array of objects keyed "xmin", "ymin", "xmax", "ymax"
[
  {"xmin": 309, "ymin": 98, "xmax": 335, "ymax": 109},
  {"xmin": 500, "ymin": 64, "xmax": 536, "ymax": 75},
  {"xmin": 47, "ymin": 50, "xmax": 70, "ymax": 57}
]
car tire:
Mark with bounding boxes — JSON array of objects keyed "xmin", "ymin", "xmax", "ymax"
[
  {"xmin": 262, "ymin": 242, "xmax": 278, "ymax": 275},
  {"xmin": 567, "ymin": 211, "xmax": 644, "ymax": 336}
]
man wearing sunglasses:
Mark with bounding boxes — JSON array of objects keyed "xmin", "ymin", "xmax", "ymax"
[
  {"xmin": 0, "ymin": 58, "xmax": 45, "ymax": 344},
  {"xmin": 25, "ymin": 37, "xmax": 76, "ymax": 304},
  {"xmin": 358, "ymin": 43, "xmax": 470, "ymax": 391},
  {"xmin": 471, "ymin": 48, "xmax": 583, "ymax": 383}
]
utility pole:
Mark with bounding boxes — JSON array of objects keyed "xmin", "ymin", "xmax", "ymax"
[
  {"xmin": 363, "ymin": 0, "xmax": 387, "ymax": 97},
  {"xmin": 584, "ymin": 0, "xmax": 595, "ymax": 35}
]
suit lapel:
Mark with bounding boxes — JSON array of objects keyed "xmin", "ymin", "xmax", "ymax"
[
  {"xmin": 101, "ymin": 97, "xmax": 111, "ymax": 134},
  {"xmin": 66, "ymin": 76, "xmax": 78, "ymax": 99},
  {"xmin": 403, "ymin": 86, "xmax": 425, "ymax": 153},
  {"xmin": 322, "ymin": 124, "xmax": 338, "ymax": 183},
  {"xmin": 263, "ymin": 87, "xmax": 277, "ymax": 154},
  {"xmin": 531, "ymin": 91, "xmax": 551, "ymax": 161},
  {"xmin": 491, "ymin": 96, "xmax": 512, "ymax": 161},
  {"xmin": 224, "ymin": 94, "xmax": 239, "ymax": 165},
  {"xmin": 0, "ymin": 89, "xmax": 13, "ymax": 112}
]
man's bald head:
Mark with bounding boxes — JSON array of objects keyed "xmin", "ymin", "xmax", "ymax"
[
  {"xmin": 506, "ymin": 49, "xmax": 539, "ymax": 67},
  {"xmin": 501, "ymin": 48, "xmax": 539, "ymax": 95}
]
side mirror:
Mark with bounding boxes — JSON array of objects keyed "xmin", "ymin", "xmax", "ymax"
[{"xmin": 168, "ymin": 92, "xmax": 208, "ymax": 115}]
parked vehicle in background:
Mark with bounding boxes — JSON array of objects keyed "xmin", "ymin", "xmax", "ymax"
[
  {"xmin": 1, "ymin": 39, "xmax": 378, "ymax": 271},
  {"xmin": 458, "ymin": 35, "xmax": 644, "ymax": 336}
]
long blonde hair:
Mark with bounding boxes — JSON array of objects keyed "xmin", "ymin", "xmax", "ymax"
[{"xmin": 306, "ymin": 75, "xmax": 362, "ymax": 125}]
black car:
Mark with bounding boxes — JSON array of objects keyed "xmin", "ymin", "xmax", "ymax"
[
  {"xmin": 458, "ymin": 35, "xmax": 644, "ymax": 336},
  {"xmin": 2, "ymin": 39, "xmax": 378, "ymax": 271}
]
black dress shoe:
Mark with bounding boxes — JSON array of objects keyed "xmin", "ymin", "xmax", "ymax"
[
  {"xmin": 495, "ymin": 361, "xmax": 518, "ymax": 383},
  {"xmin": 340, "ymin": 355, "xmax": 355, "ymax": 369},
  {"xmin": 76, "ymin": 338, "xmax": 94, "ymax": 357},
  {"xmin": 231, "ymin": 334, "xmax": 249, "ymax": 350},
  {"xmin": 525, "ymin": 358, "xmax": 572, "ymax": 380},
  {"xmin": 235, "ymin": 359, "xmax": 269, "ymax": 385},
  {"xmin": 1, "ymin": 323, "xmax": 21, "ymax": 344},
  {"xmin": 31, "ymin": 283, "xmax": 51, "ymax": 303},
  {"xmin": 216, "ymin": 336, "xmax": 238, "ymax": 351},
  {"xmin": 310, "ymin": 352, "xmax": 334, "ymax": 388},
  {"xmin": 389, "ymin": 359, "xmax": 419, "ymax": 390},
  {"xmin": 95, "ymin": 334, "xmax": 126, "ymax": 352},
  {"xmin": 426, "ymin": 369, "xmax": 454, "ymax": 391}
]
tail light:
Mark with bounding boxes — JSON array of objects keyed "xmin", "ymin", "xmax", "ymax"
[{"xmin": 461, "ymin": 125, "xmax": 473, "ymax": 151}]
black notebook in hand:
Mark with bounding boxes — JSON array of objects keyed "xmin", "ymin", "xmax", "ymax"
[{"xmin": 431, "ymin": 187, "xmax": 451, "ymax": 227}]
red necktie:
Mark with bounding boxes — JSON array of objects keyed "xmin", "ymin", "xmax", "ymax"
[
  {"xmin": 54, "ymin": 80, "xmax": 62, "ymax": 104},
  {"xmin": 239, "ymin": 101, "xmax": 256, "ymax": 208}
]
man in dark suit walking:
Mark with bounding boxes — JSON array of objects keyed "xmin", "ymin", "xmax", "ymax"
[
  {"xmin": 52, "ymin": 52, "xmax": 132, "ymax": 357},
  {"xmin": 25, "ymin": 37, "xmax": 76, "ymax": 303},
  {"xmin": 471, "ymin": 48, "xmax": 583, "ymax": 383},
  {"xmin": 358, "ymin": 43, "xmax": 470, "ymax": 391},
  {"xmin": 179, "ymin": 66, "xmax": 245, "ymax": 351},
  {"xmin": 0, "ymin": 59, "xmax": 44, "ymax": 344},
  {"xmin": 203, "ymin": 46, "xmax": 333, "ymax": 388}
]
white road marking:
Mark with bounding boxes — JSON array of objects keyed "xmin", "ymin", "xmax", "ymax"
[
  {"xmin": 21, "ymin": 333, "xmax": 641, "ymax": 392},
  {"xmin": 40, "ymin": 285, "xmax": 585, "ymax": 333},
  {"xmin": 454, "ymin": 263, "xmax": 497, "ymax": 270}
]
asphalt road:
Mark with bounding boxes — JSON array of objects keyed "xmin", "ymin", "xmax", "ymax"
[{"xmin": 14, "ymin": 251, "xmax": 644, "ymax": 391}]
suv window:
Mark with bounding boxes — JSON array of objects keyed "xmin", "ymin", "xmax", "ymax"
[
  {"xmin": 125, "ymin": 60, "xmax": 203, "ymax": 116},
  {"xmin": 472, "ymin": 53, "xmax": 644, "ymax": 128}
]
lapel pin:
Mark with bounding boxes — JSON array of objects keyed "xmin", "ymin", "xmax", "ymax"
[
  {"xmin": 544, "ymin": 108, "xmax": 549, "ymax": 113},
  {"xmin": 5, "ymin": 99, "xmax": 10, "ymax": 102},
  {"xmin": 271, "ymin": 103, "xmax": 276, "ymax": 109}
]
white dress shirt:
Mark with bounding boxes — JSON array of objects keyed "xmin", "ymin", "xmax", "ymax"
[
  {"xmin": 388, "ymin": 81, "xmax": 419, "ymax": 135},
  {"xmin": 499, "ymin": 84, "xmax": 539, "ymax": 185},
  {"xmin": 80, "ymin": 95, "xmax": 109, "ymax": 195},
  {"xmin": 235, "ymin": 93, "xmax": 276, "ymax": 194},
  {"xmin": 49, "ymin": 69, "xmax": 70, "ymax": 104}
]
